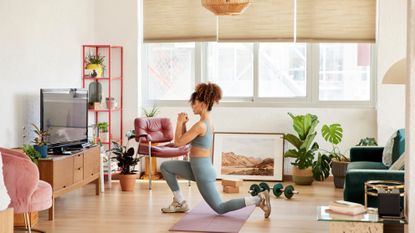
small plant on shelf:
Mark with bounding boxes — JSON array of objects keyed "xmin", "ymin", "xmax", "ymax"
[
  {"xmin": 85, "ymin": 53, "xmax": 105, "ymax": 78},
  {"xmin": 23, "ymin": 144, "xmax": 41, "ymax": 165},
  {"xmin": 97, "ymin": 122, "xmax": 109, "ymax": 142},
  {"xmin": 31, "ymin": 123, "xmax": 49, "ymax": 158},
  {"xmin": 111, "ymin": 140, "xmax": 140, "ymax": 191}
]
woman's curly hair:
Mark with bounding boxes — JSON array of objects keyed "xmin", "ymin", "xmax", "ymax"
[{"xmin": 189, "ymin": 83, "xmax": 222, "ymax": 111}]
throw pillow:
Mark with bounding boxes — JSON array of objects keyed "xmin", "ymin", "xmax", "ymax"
[
  {"xmin": 389, "ymin": 152, "xmax": 405, "ymax": 170},
  {"xmin": 382, "ymin": 131, "xmax": 397, "ymax": 167},
  {"xmin": 0, "ymin": 152, "xmax": 11, "ymax": 211}
]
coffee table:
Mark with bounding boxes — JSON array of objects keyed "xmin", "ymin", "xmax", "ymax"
[{"xmin": 317, "ymin": 206, "xmax": 406, "ymax": 233}]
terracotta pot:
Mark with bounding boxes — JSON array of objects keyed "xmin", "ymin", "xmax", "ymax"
[
  {"xmin": 119, "ymin": 173, "xmax": 137, "ymax": 191},
  {"xmin": 331, "ymin": 160, "xmax": 349, "ymax": 189},
  {"xmin": 292, "ymin": 166, "xmax": 314, "ymax": 185}
]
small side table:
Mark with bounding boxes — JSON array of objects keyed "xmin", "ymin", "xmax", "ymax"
[{"xmin": 364, "ymin": 180, "xmax": 404, "ymax": 208}]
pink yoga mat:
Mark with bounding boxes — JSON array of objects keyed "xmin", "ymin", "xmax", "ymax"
[{"xmin": 169, "ymin": 202, "xmax": 256, "ymax": 233}]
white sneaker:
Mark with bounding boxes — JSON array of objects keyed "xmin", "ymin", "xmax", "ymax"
[
  {"xmin": 258, "ymin": 191, "xmax": 271, "ymax": 218},
  {"xmin": 161, "ymin": 198, "xmax": 189, "ymax": 213}
]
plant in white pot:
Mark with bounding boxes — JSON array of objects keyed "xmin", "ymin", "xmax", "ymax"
[
  {"xmin": 97, "ymin": 122, "xmax": 109, "ymax": 143},
  {"xmin": 283, "ymin": 113, "xmax": 331, "ymax": 185},
  {"xmin": 111, "ymin": 140, "xmax": 140, "ymax": 191},
  {"xmin": 320, "ymin": 123, "xmax": 349, "ymax": 188}
]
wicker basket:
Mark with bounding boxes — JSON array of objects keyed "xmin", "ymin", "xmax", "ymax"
[{"xmin": 201, "ymin": 0, "xmax": 252, "ymax": 16}]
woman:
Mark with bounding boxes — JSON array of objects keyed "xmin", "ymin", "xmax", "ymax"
[{"xmin": 160, "ymin": 83, "xmax": 271, "ymax": 218}]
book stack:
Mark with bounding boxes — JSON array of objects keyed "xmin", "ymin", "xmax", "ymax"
[
  {"xmin": 222, "ymin": 179, "xmax": 243, "ymax": 193},
  {"xmin": 328, "ymin": 200, "xmax": 367, "ymax": 216}
]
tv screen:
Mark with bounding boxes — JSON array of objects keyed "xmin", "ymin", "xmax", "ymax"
[{"xmin": 41, "ymin": 88, "xmax": 88, "ymax": 148}]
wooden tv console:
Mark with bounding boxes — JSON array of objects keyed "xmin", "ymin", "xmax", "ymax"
[{"xmin": 38, "ymin": 146, "xmax": 100, "ymax": 220}]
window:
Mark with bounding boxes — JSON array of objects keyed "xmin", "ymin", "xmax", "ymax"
[
  {"xmin": 145, "ymin": 43, "xmax": 195, "ymax": 100},
  {"xmin": 319, "ymin": 44, "xmax": 371, "ymax": 101},
  {"xmin": 207, "ymin": 43, "xmax": 254, "ymax": 97},
  {"xmin": 258, "ymin": 43, "xmax": 307, "ymax": 98},
  {"xmin": 143, "ymin": 42, "xmax": 374, "ymax": 106}
]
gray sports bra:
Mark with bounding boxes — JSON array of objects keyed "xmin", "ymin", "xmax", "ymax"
[{"xmin": 190, "ymin": 120, "xmax": 213, "ymax": 149}]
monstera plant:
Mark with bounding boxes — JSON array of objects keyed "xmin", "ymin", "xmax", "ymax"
[
  {"xmin": 283, "ymin": 113, "xmax": 331, "ymax": 185},
  {"xmin": 321, "ymin": 123, "xmax": 349, "ymax": 188}
]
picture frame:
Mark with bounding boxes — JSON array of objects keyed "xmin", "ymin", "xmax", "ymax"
[{"xmin": 212, "ymin": 132, "xmax": 285, "ymax": 181}]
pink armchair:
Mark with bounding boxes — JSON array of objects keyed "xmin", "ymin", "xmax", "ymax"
[
  {"xmin": 0, "ymin": 148, "xmax": 52, "ymax": 233},
  {"xmin": 134, "ymin": 117, "xmax": 190, "ymax": 190}
]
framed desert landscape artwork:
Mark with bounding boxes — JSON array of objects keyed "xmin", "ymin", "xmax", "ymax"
[{"xmin": 212, "ymin": 132, "xmax": 284, "ymax": 181}]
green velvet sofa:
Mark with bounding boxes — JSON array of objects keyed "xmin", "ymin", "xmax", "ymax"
[{"xmin": 343, "ymin": 129, "xmax": 405, "ymax": 207}]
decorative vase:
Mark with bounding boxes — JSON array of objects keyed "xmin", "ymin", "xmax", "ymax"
[
  {"xmin": 292, "ymin": 166, "xmax": 314, "ymax": 185},
  {"xmin": 331, "ymin": 160, "xmax": 349, "ymax": 188},
  {"xmin": 34, "ymin": 145, "xmax": 48, "ymax": 158},
  {"xmin": 105, "ymin": 97, "xmax": 118, "ymax": 110},
  {"xmin": 88, "ymin": 82, "xmax": 102, "ymax": 104},
  {"xmin": 86, "ymin": 64, "xmax": 103, "ymax": 78},
  {"xmin": 119, "ymin": 173, "xmax": 137, "ymax": 191}
]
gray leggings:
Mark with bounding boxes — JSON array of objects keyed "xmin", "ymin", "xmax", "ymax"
[{"xmin": 160, "ymin": 157, "xmax": 246, "ymax": 214}]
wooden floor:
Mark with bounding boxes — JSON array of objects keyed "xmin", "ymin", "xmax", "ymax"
[{"xmin": 36, "ymin": 180, "xmax": 342, "ymax": 233}]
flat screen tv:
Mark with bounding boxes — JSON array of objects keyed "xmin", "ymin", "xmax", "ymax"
[{"xmin": 40, "ymin": 88, "xmax": 88, "ymax": 151}]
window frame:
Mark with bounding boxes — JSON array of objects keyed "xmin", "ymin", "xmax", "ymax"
[{"xmin": 142, "ymin": 42, "xmax": 377, "ymax": 108}]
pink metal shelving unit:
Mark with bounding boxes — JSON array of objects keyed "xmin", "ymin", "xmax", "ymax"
[{"xmin": 82, "ymin": 45, "xmax": 124, "ymax": 150}]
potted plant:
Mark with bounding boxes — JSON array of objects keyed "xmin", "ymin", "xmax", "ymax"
[
  {"xmin": 283, "ymin": 113, "xmax": 331, "ymax": 185},
  {"xmin": 111, "ymin": 141, "xmax": 140, "ymax": 191},
  {"xmin": 31, "ymin": 123, "xmax": 49, "ymax": 158},
  {"xmin": 356, "ymin": 137, "xmax": 378, "ymax": 146},
  {"xmin": 320, "ymin": 123, "xmax": 349, "ymax": 188},
  {"xmin": 143, "ymin": 105, "xmax": 160, "ymax": 117},
  {"xmin": 85, "ymin": 53, "xmax": 105, "ymax": 78},
  {"xmin": 22, "ymin": 144, "xmax": 41, "ymax": 165},
  {"xmin": 97, "ymin": 122, "xmax": 109, "ymax": 143}
]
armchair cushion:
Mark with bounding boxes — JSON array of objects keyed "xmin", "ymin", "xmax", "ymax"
[
  {"xmin": 382, "ymin": 129, "xmax": 405, "ymax": 167},
  {"xmin": 347, "ymin": 161, "xmax": 388, "ymax": 170},
  {"xmin": 0, "ymin": 153, "xmax": 10, "ymax": 211},
  {"xmin": 138, "ymin": 143, "xmax": 190, "ymax": 158},
  {"xmin": 134, "ymin": 118, "xmax": 173, "ymax": 143}
]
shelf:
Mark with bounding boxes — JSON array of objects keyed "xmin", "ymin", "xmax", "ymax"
[
  {"xmin": 88, "ymin": 108, "xmax": 122, "ymax": 112},
  {"xmin": 83, "ymin": 76, "xmax": 122, "ymax": 81}
]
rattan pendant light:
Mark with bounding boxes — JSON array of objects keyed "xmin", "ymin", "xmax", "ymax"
[{"xmin": 201, "ymin": 0, "xmax": 252, "ymax": 16}]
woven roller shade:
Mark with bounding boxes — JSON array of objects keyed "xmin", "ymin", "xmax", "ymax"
[
  {"xmin": 144, "ymin": 0, "xmax": 217, "ymax": 42},
  {"xmin": 296, "ymin": 0, "xmax": 376, "ymax": 43},
  {"xmin": 218, "ymin": 0, "xmax": 294, "ymax": 42}
]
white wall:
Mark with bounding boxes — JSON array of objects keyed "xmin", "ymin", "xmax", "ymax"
[
  {"xmin": 0, "ymin": 0, "xmax": 95, "ymax": 147},
  {"xmin": 377, "ymin": 0, "xmax": 407, "ymax": 145},
  {"xmin": 156, "ymin": 107, "xmax": 376, "ymax": 175},
  {"xmin": 94, "ymin": 0, "xmax": 139, "ymax": 137}
]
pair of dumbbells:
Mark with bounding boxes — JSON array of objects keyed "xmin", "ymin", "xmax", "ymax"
[{"xmin": 248, "ymin": 182, "xmax": 299, "ymax": 199}]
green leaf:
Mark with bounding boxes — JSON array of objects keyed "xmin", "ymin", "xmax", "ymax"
[
  {"xmin": 284, "ymin": 149, "xmax": 299, "ymax": 158},
  {"xmin": 312, "ymin": 153, "xmax": 331, "ymax": 181},
  {"xmin": 321, "ymin": 123, "xmax": 343, "ymax": 145},
  {"xmin": 283, "ymin": 134, "xmax": 302, "ymax": 149}
]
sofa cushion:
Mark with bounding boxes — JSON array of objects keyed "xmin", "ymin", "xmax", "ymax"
[
  {"xmin": 389, "ymin": 153, "xmax": 405, "ymax": 170},
  {"xmin": 392, "ymin": 129, "xmax": 405, "ymax": 164},
  {"xmin": 347, "ymin": 161, "xmax": 388, "ymax": 170},
  {"xmin": 382, "ymin": 131, "xmax": 396, "ymax": 167},
  {"xmin": 382, "ymin": 129, "xmax": 405, "ymax": 167}
]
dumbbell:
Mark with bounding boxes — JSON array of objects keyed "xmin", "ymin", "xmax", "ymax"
[
  {"xmin": 248, "ymin": 182, "xmax": 270, "ymax": 196},
  {"xmin": 272, "ymin": 183, "xmax": 299, "ymax": 199}
]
